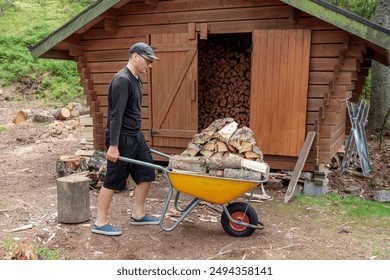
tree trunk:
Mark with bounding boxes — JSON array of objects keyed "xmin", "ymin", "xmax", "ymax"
[{"xmin": 369, "ymin": 0, "xmax": 390, "ymax": 131}]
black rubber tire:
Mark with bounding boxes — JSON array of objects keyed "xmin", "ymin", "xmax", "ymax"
[{"xmin": 221, "ymin": 202, "xmax": 258, "ymax": 237}]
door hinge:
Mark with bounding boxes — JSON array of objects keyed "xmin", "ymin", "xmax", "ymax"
[{"xmin": 150, "ymin": 129, "xmax": 160, "ymax": 137}]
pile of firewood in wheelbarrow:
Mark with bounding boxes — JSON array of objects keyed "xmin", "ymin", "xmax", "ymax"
[{"xmin": 168, "ymin": 118, "xmax": 268, "ymax": 181}]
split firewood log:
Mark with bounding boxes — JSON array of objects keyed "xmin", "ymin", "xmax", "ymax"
[
  {"xmin": 214, "ymin": 121, "xmax": 238, "ymax": 143},
  {"xmin": 216, "ymin": 141, "xmax": 229, "ymax": 152},
  {"xmin": 168, "ymin": 155, "xmax": 207, "ymax": 173},
  {"xmin": 238, "ymin": 135, "xmax": 256, "ymax": 153},
  {"xmin": 229, "ymin": 126, "xmax": 254, "ymax": 151},
  {"xmin": 200, "ymin": 148, "xmax": 214, "ymax": 158},
  {"xmin": 228, "ymin": 128, "xmax": 244, "ymax": 150},
  {"xmin": 203, "ymin": 139, "xmax": 217, "ymax": 151},
  {"xmin": 244, "ymin": 146, "xmax": 263, "ymax": 161},
  {"xmin": 182, "ymin": 143, "xmax": 202, "ymax": 156},
  {"xmin": 193, "ymin": 133, "xmax": 206, "ymax": 145},
  {"xmin": 202, "ymin": 117, "xmax": 235, "ymax": 142}
]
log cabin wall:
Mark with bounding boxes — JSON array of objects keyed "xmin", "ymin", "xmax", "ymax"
[{"xmin": 73, "ymin": 0, "xmax": 371, "ymax": 171}]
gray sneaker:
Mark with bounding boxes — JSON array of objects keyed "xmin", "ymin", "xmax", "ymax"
[
  {"xmin": 130, "ymin": 214, "xmax": 160, "ymax": 225},
  {"xmin": 91, "ymin": 223, "xmax": 122, "ymax": 236}
]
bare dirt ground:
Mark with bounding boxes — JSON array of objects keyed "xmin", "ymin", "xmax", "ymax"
[{"xmin": 0, "ymin": 90, "xmax": 389, "ymax": 260}]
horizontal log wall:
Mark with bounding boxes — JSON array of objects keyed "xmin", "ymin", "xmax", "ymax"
[{"xmin": 74, "ymin": 0, "xmax": 370, "ymax": 169}]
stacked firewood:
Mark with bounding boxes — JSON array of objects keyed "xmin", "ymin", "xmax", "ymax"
[
  {"xmin": 168, "ymin": 118, "xmax": 268, "ymax": 181},
  {"xmin": 198, "ymin": 41, "xmax": 251, "ymax": 130}
]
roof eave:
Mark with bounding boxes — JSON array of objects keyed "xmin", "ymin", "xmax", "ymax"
[{"xmin": 30, "ymin": 0, "xmax": 124, "ymax": 59}]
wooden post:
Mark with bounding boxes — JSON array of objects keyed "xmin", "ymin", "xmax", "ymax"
[
  {"xmin": 56, "ymin": 175, "xmax": 90, "ymax": 223},
  {"xmin": 284, "ymin": 132, "xmax": 316, "ymax": 203}
]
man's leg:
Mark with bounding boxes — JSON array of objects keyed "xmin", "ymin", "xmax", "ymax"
[
  {"xmin": 132, "ymin": 181, "xmax": 151, "ymax": 219},
  {"xmin": 95, "ymin": 186, "xmax": 115, "ymax": 226}
]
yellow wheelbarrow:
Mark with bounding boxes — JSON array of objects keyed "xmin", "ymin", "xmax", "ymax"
[{"xmin": 119, "ymin": 149, "xmax": 269, "ymax": 237}]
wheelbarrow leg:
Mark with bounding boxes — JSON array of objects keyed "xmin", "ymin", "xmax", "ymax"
[
  {"xmin": 159, "ymin": 172, "xmax": 201, "ymax": 232},
  {"xmin": 174, "ymin": 191, "xmax": 199, "ymax": 212}
]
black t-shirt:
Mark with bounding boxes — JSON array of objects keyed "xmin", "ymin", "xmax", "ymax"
[{"xmin": 106, "ymin": 66, "xmax": 143, "ymax": 146}]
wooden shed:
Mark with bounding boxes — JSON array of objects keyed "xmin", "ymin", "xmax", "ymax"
[{"xmin": 30, "ymin": 0, "xmax": 390, "ymax": 171}]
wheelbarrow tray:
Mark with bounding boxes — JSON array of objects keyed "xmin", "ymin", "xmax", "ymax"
[{"xmin": 167, "ymin": 171, "xmax": 261, "ymax": 204}]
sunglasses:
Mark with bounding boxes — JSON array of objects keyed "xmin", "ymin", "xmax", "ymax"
[{"xmin": 138, "ymin": 54, "xmax": 153, "ymax": 65}]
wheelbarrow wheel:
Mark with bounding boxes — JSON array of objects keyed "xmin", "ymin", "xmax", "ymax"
[{"xmin": 221, "ymin": 202, "xmax": 258, "ymax": 237}]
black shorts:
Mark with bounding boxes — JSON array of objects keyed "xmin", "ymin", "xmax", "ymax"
[{"xmin": 104, "ymin": 132, "xmax": 155, "ymax": 190}]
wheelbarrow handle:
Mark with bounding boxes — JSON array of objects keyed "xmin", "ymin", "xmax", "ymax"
[
  {"xmin": 150, "ymin": 149, "xmax": 171, "ymax": 159},
  {"xmin": 118, "ymin": 156, "xmax": 168, "ymax": 172}
]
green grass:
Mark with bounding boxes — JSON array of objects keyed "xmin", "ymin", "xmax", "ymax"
[
  {"xmin": 0, "ymin": 0, "xmax": 96, "ymax": 104},
  {"xmin": 1, "ymin": 236, "xmax": 14, "ymax": 252},
  {"xmin": 1, "ymin": 235, "xmax": 61, "ymax": 260},
  {"xmin": 0, "ymin": 125, "xmax": 5, "ymax": 131},
  {"xmin": 295, "ymin": 193, "xmax": 390, "ymax": 219},
  {"xmin": 37, "ymin": 246, "xmax": 61, "ymax": 260}
]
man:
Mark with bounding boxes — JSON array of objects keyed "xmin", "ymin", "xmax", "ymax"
[{"xmin": 91, "ymin": 42, "xmax": 160, "ymax": 236}]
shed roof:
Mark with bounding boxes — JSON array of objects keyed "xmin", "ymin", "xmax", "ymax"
[
  {"xmin": 30, "ymin": 0, "xmax": 390, "ymax": 65},
  {"xmin": 281, "ymin": 0, "xmax": 390, "ymax": 51},
  {"xmin": 30, "ymin": 0, "xmax": 121, "ymax": 59}
]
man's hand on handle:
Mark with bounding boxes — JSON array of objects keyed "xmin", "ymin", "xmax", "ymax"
[{"xmin": 106, "ymin": 146, "xmax": 120, "ymax": 162}]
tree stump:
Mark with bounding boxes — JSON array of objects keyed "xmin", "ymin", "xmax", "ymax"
[
  {"xmin": 56, "ymin": 155, "xmax": 88, "ymax": 177},
  {"xmin": 56, "ymin": 175, "xmax": 90, "ymax": 223}
]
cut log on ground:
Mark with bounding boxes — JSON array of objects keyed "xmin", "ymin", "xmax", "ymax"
[
  {"xmin": 13, "ymin": 109, "xmax": 38, "ymax": 124},
  {"xmin": 51, "ymin": 108, "xmax": 71, "ymax": 120},
  {"xmin": 70, "ymin": 108, "xmax": 80, "ymax": 117},
  {"xmin": 56, "ymin": 175, "xmax": 90, "ymax": 223},
  {"xmin": 32, "ymin": 113, "xmax": 55, "ymax": 123},
  {"xmin": 73, "ymin": 103, "xmax": 89, "ymax": 116}
]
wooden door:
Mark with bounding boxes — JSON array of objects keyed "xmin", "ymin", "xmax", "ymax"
[
  {"xmin": 250, "ymin": 29, "xmax": 311, "ymax": 157},
  {"xmin": 150, "ymin": 33, "xmax": 198, "ymax": 148}
]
